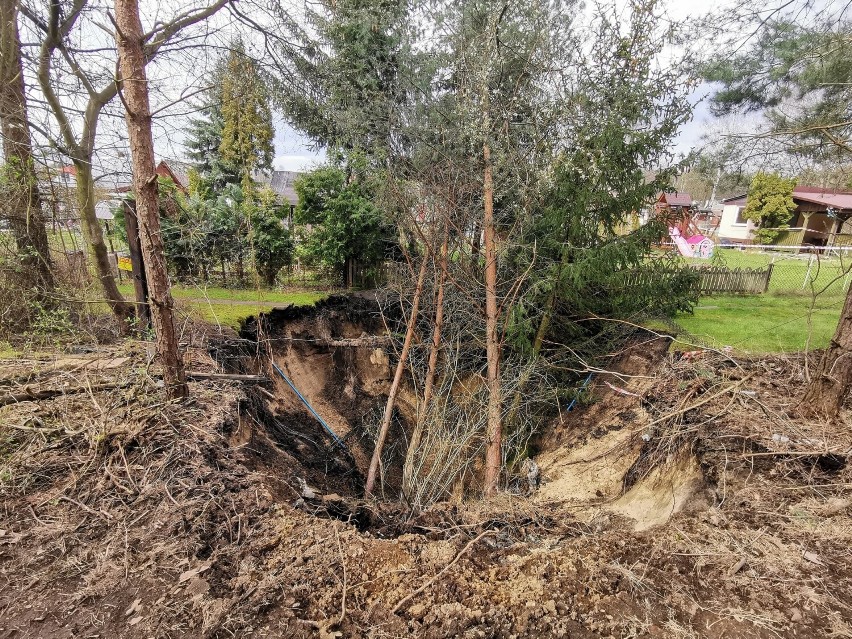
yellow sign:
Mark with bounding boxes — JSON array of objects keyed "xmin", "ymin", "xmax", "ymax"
[{"xmin": 117, "ymin": 256, "xmax": 133, "ymax": 272}]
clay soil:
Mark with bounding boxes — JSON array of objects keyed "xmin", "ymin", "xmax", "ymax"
[{"xmin": 1, "ymin": 303, "xmax": 850, "ymax": 639}]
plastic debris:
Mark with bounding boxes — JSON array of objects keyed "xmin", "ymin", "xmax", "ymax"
[{"xmin": 603, "ymin": 380, "xmax": 640, "ymax": 397}]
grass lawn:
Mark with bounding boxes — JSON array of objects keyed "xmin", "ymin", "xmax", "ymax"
[
  {"xmin": 672, "ymin": 292, "xmax": 843, "ymax": 354},
  {"xmin": 117, "ymin": 283, "xmax": 328, "ymax": 304},
  {"xmin": 661, "ymin": 247, "xmax": 849, "ymax": 354},
  {"xmin": 116, "ymin": 284, "xmax": 328, "ymax": 328}
]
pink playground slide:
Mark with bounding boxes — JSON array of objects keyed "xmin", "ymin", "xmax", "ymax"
[{"xmin": 669, "ymin": 227, "xmax": 714, "ymax": 259}]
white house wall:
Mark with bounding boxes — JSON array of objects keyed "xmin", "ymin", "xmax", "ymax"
[{"xmin": 718, "ymin": 204, "xmax": 754, "ymax": 242}]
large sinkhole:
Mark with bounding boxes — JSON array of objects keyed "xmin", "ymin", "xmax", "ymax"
[{"xmin": 226, "ymin": 294, "xmax": 415, "ymax": 531}]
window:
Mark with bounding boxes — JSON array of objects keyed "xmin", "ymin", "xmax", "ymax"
[{"xmin": 733, "ymin": 207, "xmax": 747, "ymax": 225}]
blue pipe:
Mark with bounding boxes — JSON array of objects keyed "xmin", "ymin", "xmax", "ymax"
[
  {"xmin": 565, "ymin": 373, "xmax": 594, "ymax": 412},
  {"xmin": 271, "ymin": 362, "xmax": 347, "ymax": 449}
]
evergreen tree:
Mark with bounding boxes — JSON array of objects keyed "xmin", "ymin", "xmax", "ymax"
[
  {"xmin": 703, "ymin": 17, "xmax": 852, "ymax": 158},
  {"xmin": 294, "ymin": 164, "xmax": 391, "ymax": 287},
  {"xmin": 219, "ymin": 39, "xmax": 274, "ymax": 195},
  {"xmin": 742, "ymin": 172, "xmax": 797, "ymax": 244},
  {"xmin": 185, "ymin": 41, "xmax": 273, "ymax": 197},
  {"xmin": 184, "ymin": 69, "xmax": 239, "ymax": 196},
  {"xmin": 274, "ymin": 0, "xmax": 410, "ymax": 164}
]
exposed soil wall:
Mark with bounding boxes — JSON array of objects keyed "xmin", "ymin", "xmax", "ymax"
[{"xmin": 241, "ymin": 294, "xmax": 416, "ymax": 493}]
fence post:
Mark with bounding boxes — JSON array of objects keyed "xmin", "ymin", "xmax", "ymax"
[
  {"xmin": 763, "ymin": 263, "xmax": 774, "ymax": 293},
  {"xmin": 122, "ymin": 199, "xmax": 151, "ymax": 329},
  {"xmin": 802, "ymin": 253, "xmax": 815, "ymax": 290}
]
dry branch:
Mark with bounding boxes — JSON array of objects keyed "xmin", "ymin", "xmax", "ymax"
[
  {"xmin": 391, "ymin": 529, "xmax": 494, "ymax": 615},
  {"xmin": 0, "ymin": 381, "xmax": 133, "ymax": 407}
]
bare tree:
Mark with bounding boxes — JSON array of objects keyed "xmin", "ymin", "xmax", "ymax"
[
  {"xmin": 0, "ymin": 0, "xmax": 53, "ymax": 292},
  {"xmin": 482, "ymin": 127, "xmax": 501, "ymax": 496},
  {"xmin": 20, "ymin": 0, "xmax": 230, "ymax": 324},
  {"xmin": 113, "ymin": 0, "xmax": 187, "ymax": 398},
  {"xmin": 365, "ymin": 245, "xmax": 430, "ymax": 497}
]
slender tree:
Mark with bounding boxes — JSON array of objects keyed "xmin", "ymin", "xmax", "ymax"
[
  {"xmin": 113, "ymin": 0, "xmax": 187, "ymax": 398},
  {"xmin": 219, "ymin": 40, "xmax": 274, "ymax": 195},
  {"xmin": 365, "ymin": 249, "xmax": 429, "ymax": 497},
  {"xmin": 0, "ymin": 0, "xmax": 53, "ymax": 292}
]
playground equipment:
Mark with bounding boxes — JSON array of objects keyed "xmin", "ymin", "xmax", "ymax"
[{"xmin": 669, "ymin": 226, "xmax": 714, "ymax": 259}]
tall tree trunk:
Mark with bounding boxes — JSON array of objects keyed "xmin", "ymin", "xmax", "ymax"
[
  {"xmin": 799, "ymin": 285, "xmax": 852, "ymax": 419},
  {"xmin": 114, "ymin": 0, "xmax": 187, "ymax": 399},
  {"xmin": 365, "ymin": 253, "xmax": 429, "ymax": 497},
  {"xmin": 403, "ymin": 221, "xmax": 449, "ymax": 492},
  {"xmin": 0, "ymin": 0, "xmax": 53, "ymax": 292},
  {"xmin": 483, "ymin": 140, "xmax": 502, "ymax": 497},
  {"xmin": 75, "ymin": 159, "xmax": 134, "ymax": 323}
]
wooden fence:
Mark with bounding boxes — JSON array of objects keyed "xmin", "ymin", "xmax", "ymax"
[
  {"xmin": 691, "ymin": 265, "xmax": 774, "ymax": 294},
  {"xmin": 625, "ymin": 265, "xmax": 774, "ymax": 295}
]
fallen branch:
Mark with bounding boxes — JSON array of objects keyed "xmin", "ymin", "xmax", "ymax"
[
  {"xmin": 185, "ymin": 371, "xmax": 268, "ymax": 382},
  {"xmin": 0, "ymin": 381, "xmax": 133, "ymax": 407},
  {"xmin": 391, "ymin": 529, "xmax": 493, "ymax": 615}
]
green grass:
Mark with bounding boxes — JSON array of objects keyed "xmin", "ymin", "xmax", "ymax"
[
  {"xmin": 117, "ymin": 283, "xmax": 328, "ymax": 304},
  {"xmin": 658, "ymin": 246, "xmax": 850, "ymax": 354},
  {"xmin": 113, "ymin": 284, "xmax": 328, "ymax": 328},
  {"xmin": 182, "ymin": 303, "xmax": 275, "ymax": 328},
  {"xmin": 672, "ymin": 292, "xmax": 842, "ymax": 354}
]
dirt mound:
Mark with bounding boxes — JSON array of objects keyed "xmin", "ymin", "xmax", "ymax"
[{"xmin": 1, "ymin": 319, "xmax": 851, "ymax": 638}]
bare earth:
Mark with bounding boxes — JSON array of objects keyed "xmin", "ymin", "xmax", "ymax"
[{"xmin": 0, "ymin": 315, "xmax": 850, "ymax": 638}]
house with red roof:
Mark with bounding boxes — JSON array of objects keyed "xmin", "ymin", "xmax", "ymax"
[{"xmin": 718, "ymin": 186, "xmax": 852, "ymax": 246}]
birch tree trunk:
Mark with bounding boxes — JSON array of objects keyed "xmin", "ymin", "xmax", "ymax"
[{"xmin": 114, "ymin": 0, "xmax": 187, "ymax": 398}]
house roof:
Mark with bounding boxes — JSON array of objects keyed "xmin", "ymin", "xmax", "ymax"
[
  {"xmin": 722, "ymin": 186, "xmax": 852, "ymax": 211},
  {"xmin": 155, "ymin": 160, "xmax": 189, "ymax": 193},
  {"xmin": 659, "ymin": 192, "xmax": 693, "ymax": 207},
  {"xmin": 792, "ymin": 186, "xmax": 852, "ymax": 211},
  {"xmin": 253, "ymin": 170, "xmax": 301, "ymax": 205},
  {"xmin": 722, "ymin": 194, "xmax": 747, "ymax": 207}
]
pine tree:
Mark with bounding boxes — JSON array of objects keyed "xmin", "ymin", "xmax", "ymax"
[{"xmin": 114, "ymin": 0, "xmax": 188, "ymax": 398}]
